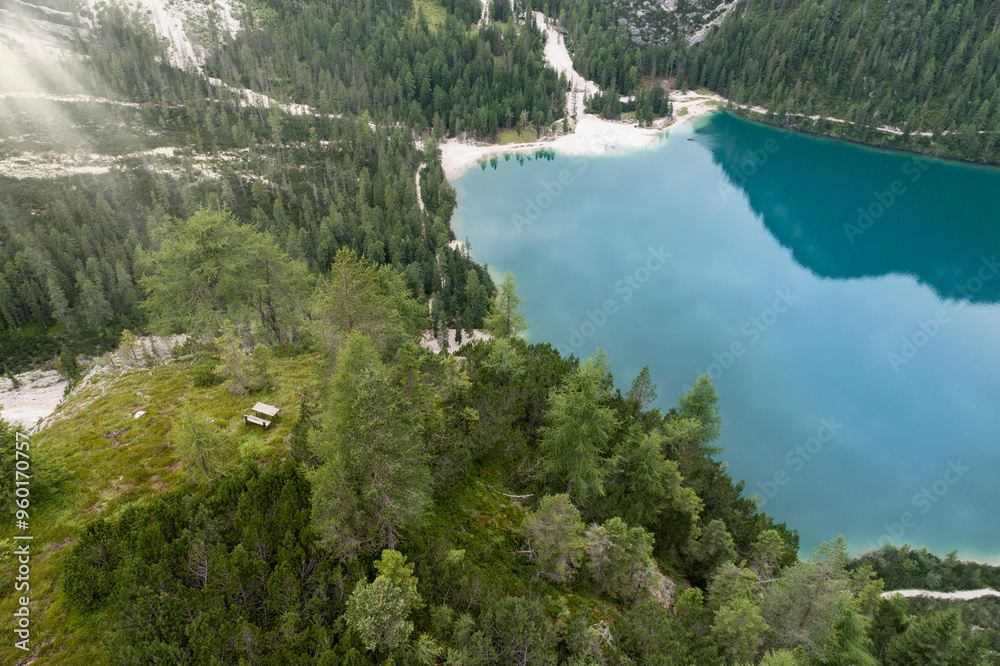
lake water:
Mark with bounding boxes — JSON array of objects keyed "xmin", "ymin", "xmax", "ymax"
[{"xmin": 452, "ymin": 111, "xmax": 1000, "ymax": 561}]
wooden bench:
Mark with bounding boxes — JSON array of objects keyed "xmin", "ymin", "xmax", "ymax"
[
  {"xmin": 244, "ymin": 402, "xmax": 279, "ymax": 428},
  {"xmin": 244, "ymin": 414, "xmax": 271, "ymax": 428}
]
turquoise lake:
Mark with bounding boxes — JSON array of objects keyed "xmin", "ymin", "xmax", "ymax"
[{"xmin": 452, "ymin": 111, "xmax": 1000, "ymax": 561}]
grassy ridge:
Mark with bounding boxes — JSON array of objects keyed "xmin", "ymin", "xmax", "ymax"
[{"xmin": 0, "ymin": 352, "xmax": 313, "ymax": 664}]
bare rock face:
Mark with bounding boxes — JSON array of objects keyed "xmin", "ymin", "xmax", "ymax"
[
  {"xmin": 649, "ymin": 571, "xmax": 678, "ymax": 611},
  {"xmin": 0, "ymin": 370, "xmax": 67, "ymax": 431},
  {"xmin": 601, "ymin": 0, "xmax": 736, "ymax": 46}
]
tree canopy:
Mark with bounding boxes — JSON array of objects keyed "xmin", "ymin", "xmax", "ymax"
[{"xmin": 140, "ymin": 208, "xmax": 311, "ymax": 344}]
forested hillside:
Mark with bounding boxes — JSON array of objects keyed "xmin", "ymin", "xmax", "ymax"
[
  {"xmin": 5, "ymin": 252, "xmax": 997, "ymax": 662},
  {"xmin": 3, "ymin": 0, "xmax": 1000, "ymax": 664},
  {"xmin": 3, "ymin": 0, "xmax": 574, "ymax": 369},
  {"xmin": 208, "ymin": 0, "xmax": 567, "ymax": 138},
  {"xmin": 545, "ymin": 0, "xmax": 1000, "ymax": 164},
  {"xmin": 852, "ymin": 545, "xmax": 1000, "ymax": 593},
  {"xmin": 681, "ymin": 0, "xmax": 1000, "ymax": 163},
  {"xmin": 547, "ymin": 0, "xmax": 683, "ymax": 94}
]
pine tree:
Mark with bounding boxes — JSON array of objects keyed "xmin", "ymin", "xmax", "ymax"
[
  {"xmin": 345, "ymin": 556, "xmax": 420, "ymax": 654},
  {"xmin": 214, "ymin": 324, "xmax": 251, "ymax": 394},
  {"xmin": 310, "ymin": 247, "xmax": 423, "ymax": 361},
  {"xmin": 710, "ymin": 596, "xmax": 769, "ymax": 663},
  {"xmin": 119, "ymin": 329, "xmax": 140, "ymax": 365},
  {"xmin": 522, "ymin": 494, "xmax": 587, "ymax": 583},
  {"xmin": 172, "ymin": 407, "xmax": 223, "ymax": 490},
  {"xmin": 140, "ymin": 209, "xmax": 310, "ymax": 345},
  {"xmin": 540, "ymin": 351, "xmax": 617, "ymax": 503},
  {"xmin": 604, "ymin": 426, "xmax": 701, "ymax": 530},
  {"xmin": 678, "ymin": 374, "xmax": 724, "ymax": 455},
  {"xmin": 484, "ymin": 270, "xmax": 528, "ymax": 338},
  {"xmin": 586, "ymin": 517, "xmax": 657, "ymax": 604},
  {"xmin": 626, "ymin": 364, "xmax": 658, "ymax": 409},
  {"xmin": 883, "ymin": 609, "xmax": 967, "ymax": 666},
  {"xmin": 310, "ymin": 332, "xmax": 430, "ymax": 559}
]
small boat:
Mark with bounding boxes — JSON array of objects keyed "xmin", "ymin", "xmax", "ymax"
[{"xmin": 687, "ymin": 137, "xmax": 694, "ymax": 141}]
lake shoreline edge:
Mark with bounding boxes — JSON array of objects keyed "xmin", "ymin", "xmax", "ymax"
[{"xmin": 440, "ymin": 92, "xmax": 726, "ymax": 181}]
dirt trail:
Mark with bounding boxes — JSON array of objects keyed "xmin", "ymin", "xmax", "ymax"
[{"xmin": 416, "ymin": 162, "xmax": 426, "ymax": 213}]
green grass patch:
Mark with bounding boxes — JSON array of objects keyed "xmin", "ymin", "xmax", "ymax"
[
  {"xmin": 411, "ymin": 0, "xmax": 448, "ymax": 29},
  {"xmin": 0, "ymin": 354, "xmax": 314, "ymax": 665},
  {"xmin": 497, "ymin": 128, "xmax": 541, "ymax": 145}
]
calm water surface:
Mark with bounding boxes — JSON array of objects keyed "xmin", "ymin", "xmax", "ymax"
[{"xmin": 452, "ymin": 111, "xmax": 1000, "ymax": 560}]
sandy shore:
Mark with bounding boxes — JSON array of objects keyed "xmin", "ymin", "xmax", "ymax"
[
  {"xmin": 881, "ymin": 588, "xmax": 1000, "ymax": 600},
  {"xmin": 439, "ymin": 92, "xmax": 726, "ymax": 180},
  {"xmin": 435, "ymin": 12, "xmax": 733, "ymax": 180},
  {"xmin": 438, "ymin": 12, "xmax": 729, "ymax": 181}
]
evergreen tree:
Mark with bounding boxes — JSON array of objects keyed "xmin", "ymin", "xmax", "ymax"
[
  {"xmin": 309, "ymin": 248, "xmax": 423, "ymax": 362},
  {"xmin": 678, "ymin": 374, "xmax": 724, "ymax": 455},
  {"xmin": 710, "ymin": 596, "xmax": 768, "ymax": 663},
  {"xmin": 214, "ymin": 323, "xmax": 252, "ymax": 395},
  {"xmin": 484, "ymin": 270, "xmax": 529, "ymax": 338},
  {"xmin": 522, "ymin": 494, "xmax": 587, "ymax": 583},
  {"xmin": 626, "ymin": 364, "xmax": 658, "ymax": 409},
  {"xmin": 481, "ymin": 597, "xmax": 559, "ymax": 665},
  {"xmin": 883, "ymin": 609, "xmax": 968, "ymax": 666},
  {"xmin": 690, "ymin": 518, "xmax": 737, "ymax": 575},
  {"xmin": 586, "ymin": 516, "xmax": 657, "ymax": 605},
  {"xmin": 311, "ymin": 332, "xmax": 430, "ymax": 559},
  {"xmin": 761, "ymin": 538, "xmax": 865, "ymax": 660},
  {"xmin": 172, "ymin": 407, "xmax": 224, "ymax": 490},
  {"xmin": 540, "ymin": 351, "xmax": 617, "ymax": 503},
  {"xmin": 118, "ymin": 329, "xmax": 141, "ymax": 365},
  {"xmin": 141, "ymin": 209, "xmax": 310, "ymax": 345},
  {"xmin": 345, "ymin": 550, "xmax": 422, "ymax": 655},
  {"xmin": 603, "ymin": 426, "xmax": 702, "ymax": 530}
]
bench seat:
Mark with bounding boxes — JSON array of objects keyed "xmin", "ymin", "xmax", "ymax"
[{"xmin": 244, "ymin": 414, "xmax": 271, "ymax": 428}]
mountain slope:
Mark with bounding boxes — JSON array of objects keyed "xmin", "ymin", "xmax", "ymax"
[{"xmin": 682, "ymin": 0, "xmax": 1000, "ymax": 163}]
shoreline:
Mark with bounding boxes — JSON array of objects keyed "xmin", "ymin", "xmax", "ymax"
[
  {"xmin": 728, "ymin": 106, "xmax": 1000, "ymax": 173},
  {"xmin": 440, "ymin": 91, "xmax": 726, "ymax": 181},
  {"xmin": 882, "ymin": 588, "xmax": 1000, "ymax": 601},
  {"xmin": 438, "ymin": 12, "xmax": 726, "ymax": 181}
]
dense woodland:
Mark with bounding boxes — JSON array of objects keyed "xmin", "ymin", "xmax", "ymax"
[
  {"xmin": 50, "ymin": 248, "xmax": 995, "ymax": 663},
  {"xmin": 208, "ymin": 0, "xmax": 567, "ymax": 139},
  {"xmin": 680, "ymin": 0, "xmax": 1000, "ymax": 163},
  {"xmin": 0, "ymin": 241, "xmax": 993, "ymax": 664},
  {"xmin": 2, "ymin": 0, "xmax": 1000, "ymax": 663},
  {"xmin": 2, "ymin": 0, "xmax": 524, "ymax": 370},
  {"xmin": 545, "ymin": 0, "xmax": 1000, "ymax": 162},
  {"xmin": 7, "ymin": 0, "xmax": 1000, "ymax": 368},
  {"xmin": 539, "ymin": 0, "xmax": 678, "ymax": 120},
  {"xmin": 0, "ymin": 128, "xmax": 489, "ymax": 369},
  {"xmin": 544, "ymin": 0, "xmax": 678, "ymax": 94},
  {"xmin": 851, "ymin": 545, "xmax": 1000, "ymax": 593}
]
